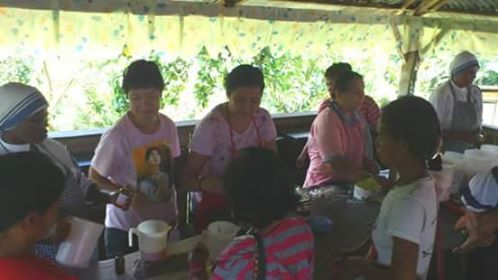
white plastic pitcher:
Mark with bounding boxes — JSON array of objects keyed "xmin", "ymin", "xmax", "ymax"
[
  {"xmin": 206, "ymin": 221, "xmax": 240, "ymax": 262},
  {"xmin": 129, "ymin": 220, "xmax": 171, "ymax": 261},
  {"xmin": 55, "ymin": 217, "xmax": 104, "ymax": 268}
]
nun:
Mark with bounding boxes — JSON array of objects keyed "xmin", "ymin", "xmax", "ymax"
[
  {"xmin": 430, "ymin": 51, "xmax": 483, "ymax": 153},
  {"xmin": 0, "ymin": 82, "xmax": 121, "ymax": 264}
]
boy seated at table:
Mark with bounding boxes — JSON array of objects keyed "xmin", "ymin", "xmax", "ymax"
[
  {"xmin": 454, "ymin": 166, "xmax": 498, "ymax": 279},
  {"xmin": 0, "ymin": 152, "xmax": 76, "ymax": 280}
]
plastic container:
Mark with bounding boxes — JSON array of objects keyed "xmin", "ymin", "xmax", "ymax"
[
  {"xmin": 56, "ymin": 217, "xmax": 104, "ymax": 268},
  {"xmin": 205, "ymin": 221, "xmax": 239, "ymax": 262}
]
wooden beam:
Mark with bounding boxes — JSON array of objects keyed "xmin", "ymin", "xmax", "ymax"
[
  {"xmin": 415, "ymin": 0, "xmax": 452, "ymax": 16},
  {"xmin": 398, "ymin": 51, "xmax": 420, "ymax": 96}
]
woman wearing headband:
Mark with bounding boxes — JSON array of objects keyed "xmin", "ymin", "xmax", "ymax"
[
  {"xmin": 0, "ymin": 82, "xmax": 119, "ymax": 264},
  {"xmin": 430, "ymin": 51, "xmax": 484, "ymax": 153}
]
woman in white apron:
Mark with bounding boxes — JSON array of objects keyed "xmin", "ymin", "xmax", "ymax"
[{"xmin": 430, "ymin": 51, "xmax": 483, "ymax": 153}]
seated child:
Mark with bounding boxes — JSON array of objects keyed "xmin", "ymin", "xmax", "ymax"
[
  {"xmin": 0, "ymin": 152, "xmax": 76, "ymax": 280},
  {"xmin": 190, "ymin": 147, "xmax": 314, "ymax": 279}
]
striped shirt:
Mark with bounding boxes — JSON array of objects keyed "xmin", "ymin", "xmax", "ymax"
[
  {"xmin": 212, "ymin": 217, "xmax": 314, "ymax": 280},
  {"xmin": 318, "ymin": 95, "xmax": 381, "ymax": 129}
]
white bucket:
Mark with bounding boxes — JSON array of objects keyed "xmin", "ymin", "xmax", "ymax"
[
  {"xmin": 206, "ymin": 221, "xmax": 239, "ymax": 262},
  {"xmin": 56, "ymin": 217, "xmax": 104, "ymax": 268}
]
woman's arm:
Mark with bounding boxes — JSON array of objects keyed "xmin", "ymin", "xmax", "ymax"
[
  {"xmin": 329, "ymin": 157, "xmax": 370, "ymax": 183},
  {"xmin": 89, "ymin": 167, "xmax": 121, "ymax": 192},
  {"xmin": 340, "ymin": 237, "xmax": 419, "ymax": 280}
]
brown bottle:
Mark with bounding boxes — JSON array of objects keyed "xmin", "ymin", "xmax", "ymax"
[{"xmin": 115, "ymin": 254, "xmax": 125, "ymax": 275}]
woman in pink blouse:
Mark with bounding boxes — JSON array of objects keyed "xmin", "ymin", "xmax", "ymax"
[
  {"xmin": 304, "ymin": 71, "xmax": 376, "ymax": 187},
  {"xmin": 182, "ymin": 65, "xmax": 277, "ymax": 232}
]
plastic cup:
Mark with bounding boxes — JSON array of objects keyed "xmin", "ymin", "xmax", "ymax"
[{"xmin": 205, "ymin": 221, "xmax": 239, "ymax": 262}]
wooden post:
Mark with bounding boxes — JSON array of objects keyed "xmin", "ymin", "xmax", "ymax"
[{"xmin": 398, "ymin": 50, "xmax": 420, "ymax": 96}]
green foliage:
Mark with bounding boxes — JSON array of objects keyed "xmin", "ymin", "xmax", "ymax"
[
  {"xmin": 193, "ymin": 47, "xmax": 227, "ymax": 109},
  {"xmin": 1, "ymin": 46, "xmax": 497, "ymax": 132},
  {"xmin": 0, "ymin": 56, "xmax": 33, "ymax": 84}
]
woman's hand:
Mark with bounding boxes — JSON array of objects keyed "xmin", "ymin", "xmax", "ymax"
[
  {"xmin": 454, "ymin": 210, "xmax": 498, "ymax": 253},
  {"xmin": 110, "ymin": 186, "xmax": 134, "ymax": 210}
]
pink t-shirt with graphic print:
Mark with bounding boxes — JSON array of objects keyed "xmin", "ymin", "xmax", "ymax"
[
  {"xmin": 304, "ymin": 106, "xmax": 369, "ymax": 187},
  {"xmin": 190, "ymin": 103, "xmax": 277, "ymax": 177},
  {"xmin": 91, "ymin": 114, "xmax": 180, "ymax": 231}
]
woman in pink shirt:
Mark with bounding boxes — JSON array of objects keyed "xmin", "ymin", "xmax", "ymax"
[
  {"xmin": 89, "ymin": 60, "xmax": 181, "ymax": 258},
  {"xmin": 304, "ymin": 71, "xmax": 375, "ymax": 187},
  {"xmin": 182, "ymin": 65, "xmax": 277, "ymax": 232}
]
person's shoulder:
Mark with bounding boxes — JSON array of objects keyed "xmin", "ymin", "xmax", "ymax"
[
  {"xmin": 398, "ymin": 176, "xmax": 437, "ymax": 206},
  {"xmin": 42, "ymin": 138, "xmax": 67, "ymax": 151},
  {"xmin": 103, "ymin": 114, "xmax": 129, "ymax": 136},
  {"xmin": 199, "ymin": 104, "xmax": 226, "ymax": 125},
  {"xmin": 363, "ymin": 95, "xmax": 378, "ymax": 106},
  {"xmin": 433, "ymin": 81, "xmax": 452, "ymax": 96},
  {"xmin": 158, "ymin": 113, "xmax": 178, "ymax": 131}
]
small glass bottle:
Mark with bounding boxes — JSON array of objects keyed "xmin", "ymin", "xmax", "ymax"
[
  {"xmin": 116, "ymin": 187, "xmax": 131, "ymax": 208},
  {"xmin": 115, "ymin": 253, "xmax": 125, "ymax": 275}
]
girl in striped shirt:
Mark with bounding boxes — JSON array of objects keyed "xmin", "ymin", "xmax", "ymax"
[{"xmin": 191, "ymin": 147, "xmax": 314, "ymax": 279}]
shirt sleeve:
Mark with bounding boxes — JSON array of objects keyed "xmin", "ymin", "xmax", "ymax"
[
  {"xmin": 363, "ymin": 96, "xmax": 381, "ymax": 127},
  {"xmin": 429, "ymin": 85, "xmax": 453, "ymax": 130},
  {"xmin": 90, "ymin": 128, "xmax": 128, "ymax": 180},
  {"xmin": 312, "ymin": 110, "xmax": 344, "ymax": 162},
  {"xmin": 386, "ymin": 197, "xmax": 426, "ymax": 245},
  {"xmin": 189, "ymin": 117, "xmax": 216, "ymax": 156},
  {"xmin": 169, "ymin": 123, "xmax": 181, "ymax": 158}
]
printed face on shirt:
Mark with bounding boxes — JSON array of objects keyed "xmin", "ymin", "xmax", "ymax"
[
  {"xmin": 145, "ymin": 148, "xmax": 162, "ymax": 167},
  {"xmin": 6, "ymin": 109, "xmax": 48, "ymax": 144},
  {"xmin": 228, "ymin": 86, "xmax": 262, "ymax": 117},
  {"xmin": 453, "ymin": 66, "xmax": 478, "ymax": 88},
  {"xmin": 128, "ymin": 87, "xmax": 161, "ymax": 118},
  {"xmin": 335, "ymin": 78, "xmax": 365, "ymax": 111}
]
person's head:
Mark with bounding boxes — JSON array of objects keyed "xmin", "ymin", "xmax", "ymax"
[
  {"xmin": 0, "ymin": 83, "xmax": 49, "ymax": 144},
  {"xmin": 225, "ymin": 65, "xmax": 265, "ymax": 117},
  {"xmin": 333, "ymin": 71, "xmax": 365, "ymax": 111},
  {"xmin": 145, "ymin": 147, "xmax": 162, "ymax": 166},
  {"xmin": 122, "ymin": 60, "xmax": 164, "ymax": 118},
  {"xmin": 376, "ymin": 96, "xmax": 441, "ymax": 169},
  {"xmin": 450, "ymin": 51, "xmax": 479, "ymax": 88},
  {"xmin": 223, "ymin": 147, "xmax": 299, "ymax": 228},
  {"xmin": 324, "ymin": 63, "xmax": 352, "ymax": 96},
  {"xmin": 0, "ymin": 152, "xmax": 65, "ymax": 245}
]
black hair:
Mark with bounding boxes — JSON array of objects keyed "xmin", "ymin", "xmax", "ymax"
[
  {"xmin": 224, "ymin": 64, "xmax": 265, "ymax": 97},
  {"xmin": 332, "ymin": 70, "xmax": 363, "ymax": 98},
  {"xmin": 0, "ymin": 152, "xmax": 65, "ymax": 232},
  {"xmin": 381, "ymin": 96, "xmax": 441, "ymax": 164},
  {"xmin": 122, "ymin": 60, "xmax": 165, "ymax": 94},
  {"xmin": 223, "ymin": 147, "xmax": 299, "ymax": 228},
  {"xmin": 324, "ymin": 62, "xmax": 352, "ymax": 81}
]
